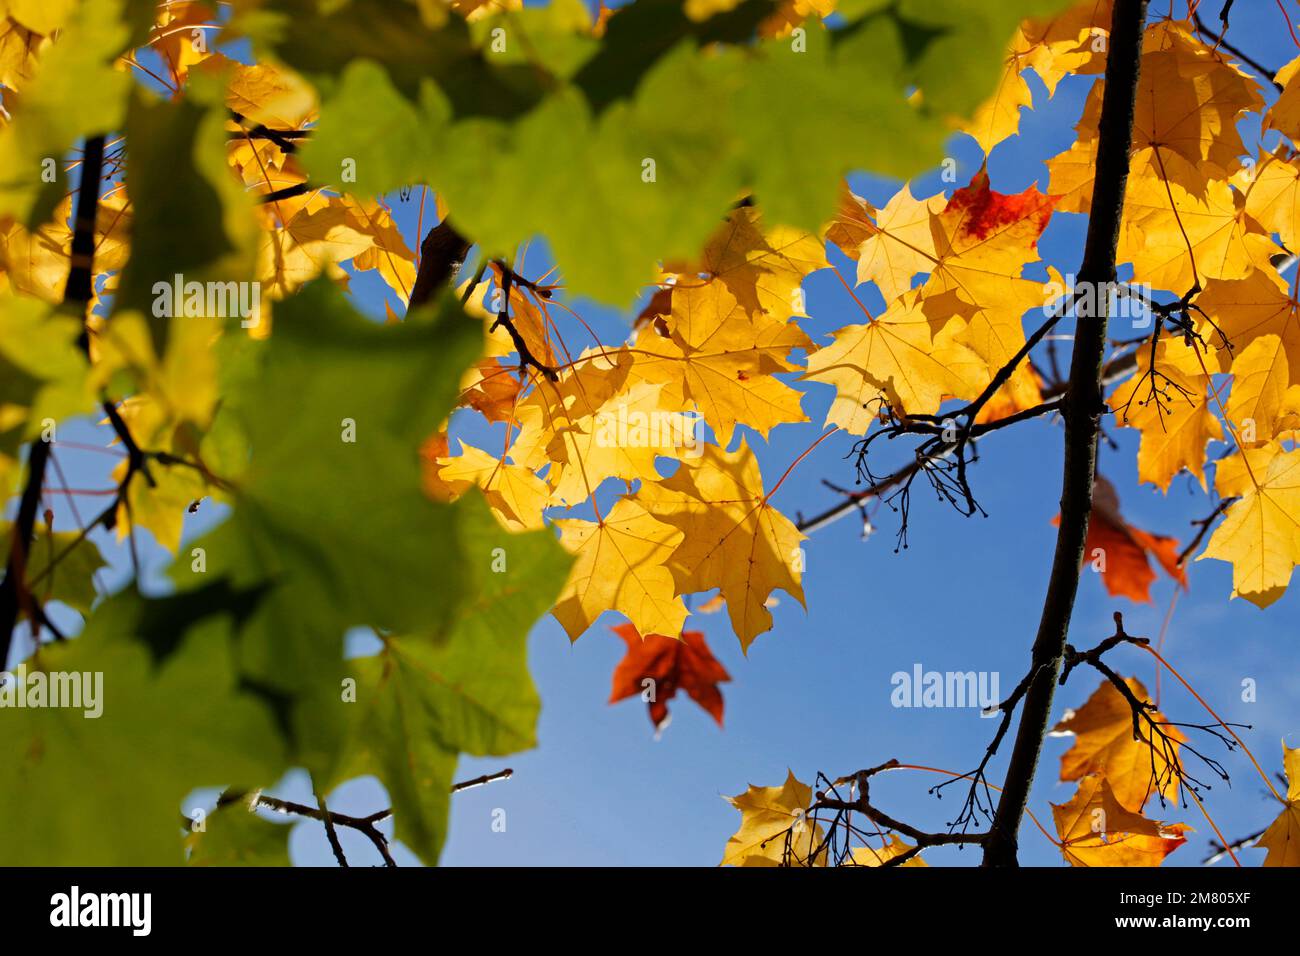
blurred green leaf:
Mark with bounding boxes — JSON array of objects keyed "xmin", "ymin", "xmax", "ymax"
[
  {"xmin": 0, "ymin": 583, "xmax": 287, "ymax": 865},
  {"xmin": 328, "ymin": 492, "xmax": 571, "ymax": 864}
]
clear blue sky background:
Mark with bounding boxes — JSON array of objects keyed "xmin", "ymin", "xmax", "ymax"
[{"xmin": 22, "ymin": 1, "xmax": 1300, "ymax": 867}]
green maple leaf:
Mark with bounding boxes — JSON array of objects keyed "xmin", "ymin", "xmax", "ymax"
[
  {"xmin": 0, "ymin": 582, "xmax": 287, "ymax": 865},
  {"xmin": 326, "ymin": 492, "xmax": 571, "ymax": 864}
]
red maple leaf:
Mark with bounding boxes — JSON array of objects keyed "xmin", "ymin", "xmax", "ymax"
[
  {"xmin": 609, "ymin": 623, "xmax": 731, "ymax": 732},
  {"xmin": 945, "ymin": 169, "xmax": 1056, "ymax": 246},
  {"xmin": 1056, "ymin": 475, "xmax": 1188, "ymax": 603}
]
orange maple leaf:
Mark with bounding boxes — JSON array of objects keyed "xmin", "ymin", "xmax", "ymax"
[
  {"xmin": 608, "ymin": 622, "xmax": 731, "ymax": 731},
  {"xmin": 1054, "ymin": 676, "xmax": 1187, "ymax": 812},
  {"xmin": 1057, "ymin": 475, "xmax": 1188, "ymax": 603}
]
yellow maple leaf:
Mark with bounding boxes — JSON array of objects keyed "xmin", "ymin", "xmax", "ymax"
[
  {"xmin": 0, "ymin": 192, "xmax": 131, "ymax": 303},
  {"xmin": 845, "ymin": 183, "xmax": 945, "ymax": 305},
  {"xmin": 1265, "ymin": 52, "xmax": 1300, "ymax": 146},
  {"xmin": 552, "ymin": 496, "xmax": 686, "ymax": 642},
  {"xmin": 639, "ymin": 439, "xmax": 804, "ymax": 652},
  {"xmin": 1052, "ymin": 774, "xmax": 1188, "ymax": 867},
  {"xmin": 148, "ymin": 1, "xmax": 218, "ymax": 87},
  {"xmin": 435, "ymin": 441, "xmax": 549, "ymax": 532},
  {"xmin": 1198, "ymin": 443, "xmax": 1300, "ymax": 607},
  {"xmin": 506, "ymin": 350, "xmax": 629, "ymax": 478},
  {"xmin": 0, "ymin": 16, "xmax": 50, "ymax": 92},
  {"xmin": 1053, "ymin": 676, "xmax": 1186, "ymax": 812},
  {"xmin": 1108, "ymin": 336, "xmax": 1224, "ymax": 491},
  {"xmin": 1225, "ymin": 333, "xmax": 1292, "ymax": 446},
  {"xmin": 625, "ymin": 283, "xmax": 809, "ymax": 446},
  {"xmin": 1199, "ymin": 268, "xmax": 1300, "ymax": 377},
  {"xmin": 225, "ymin": 59, "xmax": 316, "ymax": 131},
  {"xmin": 803, "ymin": 288, "xmax": 985, "ymax": 433},
  {"xmin": 850, "ymin": 834, "xmax": 928, "ymax": 867},
  {"xmin": 340, "ymin": 196, "xmax": 418, "ymax": 304},
  {"xmin": 962, "ymin": 56, "xmax": 1033, "ymax": 157},
  {"xmin": 1017, "ymin": 0, "xmax": 1111, "ymax": 95},
  {"xmin": 1119, "ymin": 158, "xmax": 1270, "ymax": 293},
  {"xmin": 1130, "ymin": 43, "xmax": 1263, "ymax": 178},
  {"xmin": 961, "ymin": 0, "xmax": 1115, "ymax": 155},
  {"xmin": 721, "ymin": 770, "xmax": 825, "ymax": 867},
  {"xmin": 256, "ymin": 193, "xmax": 375, "ymax": 301},
  {"xmin": 669, "ymin": 205, "xmax": 826, "ymax": 325},
  {"xmin": 1258, "ymin": 742, "xmax": 1300, "ymax": 866},
  {"xmin": 457, "ymin": 358, "xmax": 523, "ymax": 423},
  {"xmin": 544, "ymin": 380, "xmax": 698, "ymax": 506},
  {"xmin": 823, "ymin": 182, "xmax": 875, "ymax": 262},
  {"xmin": 925, "ymin": 171, "xmax": 1054, "ymax": 306},
  {"xmin": 1243, "ymin": 146, "xmax": 1300, "ymax": 251},
  {"xmin": 1050, "ymin": 26, "xmax": 1261, "ymax": 216}
]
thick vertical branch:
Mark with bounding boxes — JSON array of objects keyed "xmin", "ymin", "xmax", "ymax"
[
  {"xmin": 0, "ymin": 440, "xmax": 52, "ymax": 668},
  {"xmin": 0, "ymin": 135, "xmax": 107, "ymax": 666},
  {"xmin": 408, "ymin": 219, "xmax": 470, "ymax": 310},
  {"xmin": 67, "ymin": 134, "xmax": 106, "ymax": 349},
  {"xmin": 982, "ymin": 0, "xmax": 1149, "ymax": 867}
]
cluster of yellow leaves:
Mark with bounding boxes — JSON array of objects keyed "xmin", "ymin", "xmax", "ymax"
[
  {"xmin": 1049, "ymin": 677, "xmax": 1189, "ymax": 867},
  {"xmin": 1029, "ymin": 16, "xmax": 1300, "ymax": 609},
  {"xmin": 717, "ymin": 3, "xmax": 1300, "ymax": 872},
  {"xmin": 433, "ymin": 206, "xmax": 819, "ymax": 652},
  {"xmin": 0, "ymin": 12, "xmax": 422, "ymax": 550},
  {"xmin": 1053, "ymin": 690, "xmax": 1299, "ymax": 867},
  {"xmin": 1, "ymin": 12, "xmax": 418, "ymax": 332},
  {"xmin": 216, "ymin": 57, "xmax": 422, "ymax": 314},
  {"xmin": 963, "ymin": 0, "xmax": 1112, "ymax": 155},
  {"xmin": 0, "ymin": 4, "xmax": 56, "ymax": 97},
  {"xmin": 95, "ymin": 312, "xmax": 226, "ymax": 553},
  {"xmin": 720, "ymin": 770, "xmax": 826, "ymax": 867},
  {"xmin": 1107, "ymin": 337, "xmax": 1223, "ymax": 492},
  {"xmin": 429, "ymin": 7, "xmax": 1300, "ymax": 650},
  {"xmin": 0, "ymin": 190, "xmax": 131, "ymax": 305},
  {"xmin": 807, "ymin": 169, "xmax": 1055, "ymax": 433}
]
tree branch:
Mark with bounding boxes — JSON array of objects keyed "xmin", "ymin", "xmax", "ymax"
[
  {"xmin": 1193, "ymin": 9, "xmax": 1282, "ymax": 90},
  {"xmin": 66, "ymin": 134, "xmax": 106, "ymax": 344},
  {"xmin": 1060, "ymin": 614, "xmax": 1237, "ymax": 807},
  {"xmin": 224, "ymin": 768, "xmax": 512, "ymax": 867},
  {"xmin": 2, "ymin": 133, "xmax": 109, "ymax": 665},
  {"xmin": 0, "ymin": 439, "xmax": 52, "ymax": 668},
  {"xmin": 408, "ymin": 219, "xmax": 472, "ymax": 309},
  {"xmin": 796, "ymin": 341, "xmax": 1142, "ymax": 537},
  {"xmin": 982, "ymin": 0, "xmax": 1150, "ymax": 867},
  {"xmin": 795, "ymin": 760, "xmax": 986, "ymax": 868},
  {"xmin": 1177, "ymin": 497, "xmax": 1239, "ymax": 565},
  {"xmin": 314, "ymin": 789, "xmax": 349, "ymax": 867}
]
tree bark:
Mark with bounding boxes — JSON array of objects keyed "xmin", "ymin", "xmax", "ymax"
[
  {"xmin": 408, "ymin": 219, "xmax": 470, "ymax": 309},
  {"xmin": 0, "ymin": 438, "xmax": 51, "ymax": 668},
  {"xmin": 0, "ymin": 134, "xmax": 106, "ymax": 666},
  {"xmin": 982, "ymin": 0, "xmax": 1149, "ymax": 867}
]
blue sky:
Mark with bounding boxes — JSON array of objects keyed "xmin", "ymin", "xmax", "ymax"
[{"xmin": 20, "ymin": 1, "xmax": 1300, "ymax": 867}]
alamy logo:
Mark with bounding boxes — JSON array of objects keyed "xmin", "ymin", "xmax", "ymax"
[
  {"xmin": 593, "ymin": 404, "xmax": 703, "ymax": 458},
  {"xmin": 152, "ymin": 274, "xmax": 261, "ymax": 328},
  {"xmin": 50, "ymin": 886, "xmax": 151, "ymax": 936},
  {"xmin": 1042, "ymin": 273, "xmax": 1154, "ymax": 326},
  {"xmin": 890, "ymin": 663, "xmax": 1000, "ymax": 713},
  {"xmin": 0, "ymin": 665, "xmax": 102, "ymax": 718}
]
